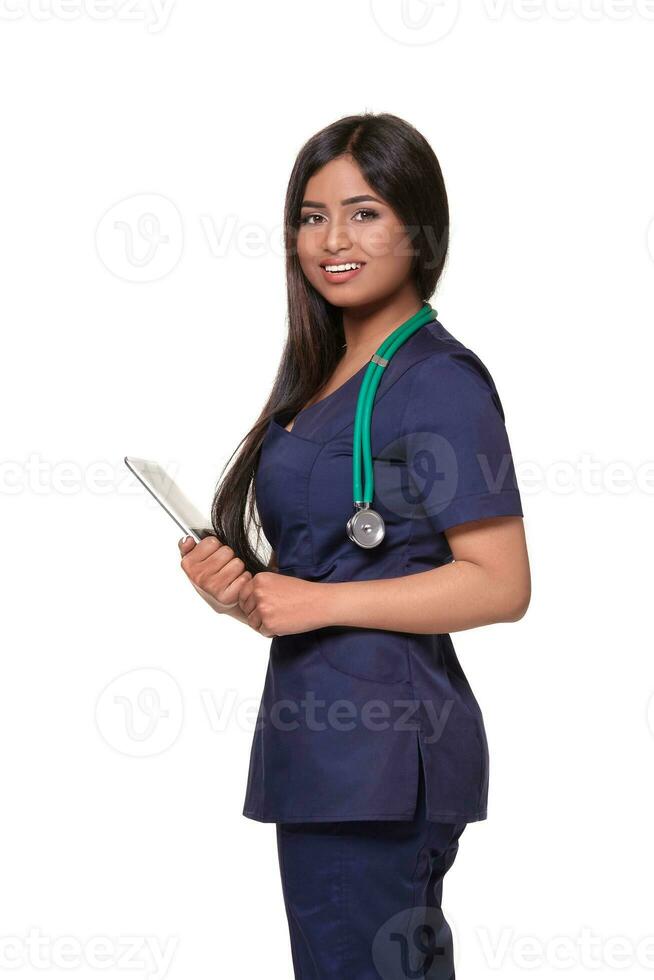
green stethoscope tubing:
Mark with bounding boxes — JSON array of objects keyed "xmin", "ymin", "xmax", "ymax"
[
  {"xmin": 353, "ymin": 302, "xmax": 437, "ymax": 503},
  {"xmin": 348, "ymin": 302, "xmax": 437, "ymax": 546}
]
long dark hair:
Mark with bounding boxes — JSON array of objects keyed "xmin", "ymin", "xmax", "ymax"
[{"xmin": 210, "ymin": 111, "xmax": 449, "ymax": 575}]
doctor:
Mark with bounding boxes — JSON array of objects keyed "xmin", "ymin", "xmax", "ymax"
[{"xmin": 179, "ymin": 111, "xmax": 531, "ymax": 980}]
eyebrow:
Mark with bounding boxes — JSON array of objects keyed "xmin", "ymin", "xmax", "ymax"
[{"xmin": 300, "ymin": 195, "xmax": 384, "ymax": 208}]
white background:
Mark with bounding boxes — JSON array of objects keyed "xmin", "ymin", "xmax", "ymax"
[{"xmin": 1, "ymin": 1, "xmax": 653, "ymax": 977}]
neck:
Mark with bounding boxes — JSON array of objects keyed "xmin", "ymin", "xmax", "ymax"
[{"xmin": 341, "ymin": 286, "xmax": 425, "ymax": 360}]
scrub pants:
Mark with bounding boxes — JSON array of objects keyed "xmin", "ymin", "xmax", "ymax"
[{"xmin": 275, "ymin": 765, "xmax": 467, "ymax": 980}]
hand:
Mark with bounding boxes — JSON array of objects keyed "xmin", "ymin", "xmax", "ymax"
[
  {"xmin": 238, "ymin": 571, "xmax": 328, "ymax": 637},
  {"xmin": 178, "ymin": 534, "xmax": 252, "ymax": 612}
]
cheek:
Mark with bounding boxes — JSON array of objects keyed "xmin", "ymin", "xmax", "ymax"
[
  {"xmin": 296, "ymin": 241, "xmax": 320, "ymax": 287},
  {"xmin": 298, "ymin": 258, "xmax": 322, "ymax": 293},
  {"xmin": 296, "ymin": 229, "xmax": 321, "ymax": 268},
  {"xmin": 358, "ymin": 222, "xmax": 414, "ymax": 267}
]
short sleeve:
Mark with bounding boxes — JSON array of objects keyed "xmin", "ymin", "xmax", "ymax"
[{"xmin": 398, "ymin": 350, "xmax": 523, "ymax": 533}]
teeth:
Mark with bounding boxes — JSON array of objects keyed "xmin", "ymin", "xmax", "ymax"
[{"xmin": 324, "ymin": 262, "xmax": 362, "ymax": 273}]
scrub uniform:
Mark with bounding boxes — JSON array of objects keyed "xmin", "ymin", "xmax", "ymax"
[{"xmin": 243, "ymin": 316, "xmax": 523, "ymax": 975}]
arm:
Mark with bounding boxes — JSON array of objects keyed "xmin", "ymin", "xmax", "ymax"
[
  {"xmin": 237, "ymin": 515, "xmax": 531, "ymax": 638},
  {"xmin": 320, "ymin": 515, "xmax": 530, "ymax": 634},
  {"xmin": 318, "ymin": 349, "xmax": 529, "ymax": 635}
]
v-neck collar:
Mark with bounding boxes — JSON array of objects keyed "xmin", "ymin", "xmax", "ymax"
[
  {"xmin": 271, "ymin": 320, "xmax": 442, "ymax": 444},
  {"xmin": 281, "ymin": 361, "xmax": 369, "ymax": 433}
]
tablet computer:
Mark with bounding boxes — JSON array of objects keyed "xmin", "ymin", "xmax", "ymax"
[{"xmin": 124, "ymin": 456, "xmax": 214, "ymax": 543}]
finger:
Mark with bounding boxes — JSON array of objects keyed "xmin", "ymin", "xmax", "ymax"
[
  {"xmin": 238, "ymin": 577, "xmax": 254, "ymax": 604},
  {"xmin": 218, "ymin": 570, "xmax": 252, "ymax": 605},
  {"xmin": 239, "ymin": 582, "xmax": 259, "ymax": 615},
  {"xmin": 180, "ymin": 540, "xmax": 231, "ymax": 577},
  {"xmin": 180, "ymin": 533, "xmax": 223, "ymax": 563},
  {"xmin": 247, "ymin": 610, "xmax": 262, "ymax": 632},
  {"xmin": 239, "ymin": 593, "xmax": 256, "ymax": 616},
  {"xmin": 178, "ymin": 535, "xmax": 197, "ymax": 555},
  {"xmin": 189, "ymin": 539, "xmax": 237, "ymax": 571},
  {"xmin": 198, "ymin": 556, "xmax": 247, "ymax": 595}
]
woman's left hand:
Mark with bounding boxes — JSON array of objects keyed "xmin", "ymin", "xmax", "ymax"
[{"xmin": 238, "ymin": 571, "xmax": 329, "ymax": 637}]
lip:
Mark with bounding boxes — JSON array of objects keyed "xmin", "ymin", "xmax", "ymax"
[{"xmin": 319, "ymin": 260, "xmax": 366, "ymax": 285}]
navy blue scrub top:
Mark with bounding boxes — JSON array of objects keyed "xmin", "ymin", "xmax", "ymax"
[{"xmin": 243, "ymin": 316, "xmax": 523, "ymax": 824}]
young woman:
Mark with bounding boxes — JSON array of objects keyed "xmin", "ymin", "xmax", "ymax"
[{"xmin": 179, "ymin": 112, "xmax": 531, "ymax": 979}]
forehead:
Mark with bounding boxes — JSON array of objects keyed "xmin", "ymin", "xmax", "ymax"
[{"xmin": 303, "ymin": 156, "xmax": 377, "ymax": 203}]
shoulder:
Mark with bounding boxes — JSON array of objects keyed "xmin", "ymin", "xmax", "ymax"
[
  {"xmin": 398, "ymin": 320, "xmax": 508, "ymax": 425},
  {"xmin": 389, "ymin": 320, "xmax": 524, "ymax": 527}
]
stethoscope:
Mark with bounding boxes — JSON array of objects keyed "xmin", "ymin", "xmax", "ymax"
[{"xmin": 346, "ymin": 302, "xmax": 437, "ymax": 549}]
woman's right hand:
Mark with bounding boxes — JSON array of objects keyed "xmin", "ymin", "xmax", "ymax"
[{"xmin": 178, "ymin": 534, "xmax": 252, "ymax": 614}]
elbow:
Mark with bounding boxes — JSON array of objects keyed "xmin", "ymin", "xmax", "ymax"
[{"xmin": 502, "ymin": 583, "xmax": 531, "ymax": 623}]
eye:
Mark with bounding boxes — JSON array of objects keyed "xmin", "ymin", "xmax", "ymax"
[
  {"xmin": 299, "ymin": 208, "xmax": 380, "ymax": 226},
  {"xmin": 353, "ymin": 208, "xmax": 379, "ymax": 222},
  {"xmin": 299, "ymin": 212, "xmax": 325, "ymax": 225}
]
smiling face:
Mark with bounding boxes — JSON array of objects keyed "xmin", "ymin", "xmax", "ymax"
[{"xmin": 296, "ymin": 155, "xmax": 418, "ymax": 310}]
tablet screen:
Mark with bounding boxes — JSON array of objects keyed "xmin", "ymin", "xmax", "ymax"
[{"xmin": 125, "ymin": 457, "xmax": 213, "ymax": 542}]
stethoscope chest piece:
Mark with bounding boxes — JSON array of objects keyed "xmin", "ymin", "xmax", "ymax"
[{"xmin": 346, "ymin": 505, "xmax": 385, "ymax": 549}]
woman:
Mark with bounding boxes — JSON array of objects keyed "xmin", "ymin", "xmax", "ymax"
[{"xmin": 179, "ymin": 112, "xmax": 531, "ymax": 979}]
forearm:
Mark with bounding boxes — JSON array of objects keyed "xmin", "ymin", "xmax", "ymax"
[{"xmin": 319, "ymin": 560, "xmax": 527, "ymax": 634}]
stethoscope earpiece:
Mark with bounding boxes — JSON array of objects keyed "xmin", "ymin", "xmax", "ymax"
[{"xmin": 347, "ymin": 303, "xmax": 437, "ymax": 549}]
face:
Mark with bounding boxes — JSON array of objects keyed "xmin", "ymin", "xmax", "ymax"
[{"xmin": 295, "ymin": 155, "xmax": 417, "ymax": 309}]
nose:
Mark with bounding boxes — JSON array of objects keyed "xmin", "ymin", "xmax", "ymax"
[{"xmin": 323, "ymin": 218, "xmax": 353, "ymax": 254}]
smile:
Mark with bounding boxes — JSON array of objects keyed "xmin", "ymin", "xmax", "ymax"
[{"xmin": 320, "ymin": 261, "xmax": 366, "ymax": 283}]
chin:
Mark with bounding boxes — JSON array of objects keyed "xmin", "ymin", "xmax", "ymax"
[{"xmin": 313, "ymin": 281, "xmax": 382, "ymax": 307}]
